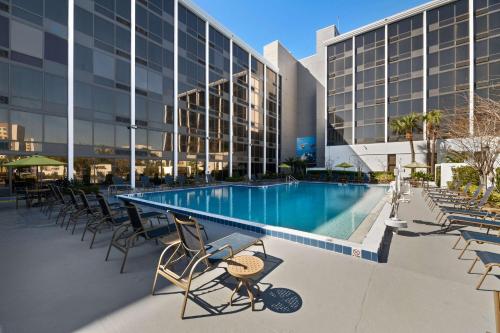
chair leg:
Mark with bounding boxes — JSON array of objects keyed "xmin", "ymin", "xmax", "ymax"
[
  {"xmin": 89, "ymin": 230, "xmax": 98, "ymax": 249},
  {"xmin": 468, "ymin": 257, "xmax": 479, "ymax": 273},
  {"xmin": 151, "ymin": 271, "xmax": 160, "ymax": 295},
  {"xmin": 452, "ymin": 235, "xmax": 462, "ymax": 249},
  {"xmin": 476, "ymin": 266, "xmax": 492, "ymax": 290},
  {"xmin": 120, "ymin": 247, "xmax": 129, "ymax": 273},
  {"xmin": 458, "ymin": 241, "xmax": 472, "ymax": 259},
  {"xmin": 258, "ymin": 240, "xmax": 267, "ymax": 258},
  {"xmin": 81, "ymin": 225, "xmax": 88, "ymax": 241},
  {"xmin": 105, "ymin": 240, "xmax": 113, "ymax": 261},
  {"xmin": 180, "ymin": 289, "xmax": 190, "ymax": 319}
]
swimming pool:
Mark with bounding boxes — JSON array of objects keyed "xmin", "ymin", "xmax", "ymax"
[{"xmin": 126, "ymin": 182, "xmax": 388, "ymax": 240}]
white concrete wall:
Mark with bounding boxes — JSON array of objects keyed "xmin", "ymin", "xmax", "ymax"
[{"xmin": 325, "ymin": 140, "xmax": 428, "ymax": 173}]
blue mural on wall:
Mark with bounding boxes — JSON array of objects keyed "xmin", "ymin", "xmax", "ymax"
[{"xmin": 296, "ymin": 136, "xmax": 316, "ymax": 163}]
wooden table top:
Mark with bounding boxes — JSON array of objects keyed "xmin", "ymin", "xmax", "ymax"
[
  {"xmin": 25, "ymin": 188, "xmax": 51, "ymax": 193},
  {"xmin": 227, "ymin": 255, "xmax": 264, "ymax": 279}
]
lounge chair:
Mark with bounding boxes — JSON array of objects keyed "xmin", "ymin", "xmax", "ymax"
[
  {"xmin": 57, "ymin": 188, "xmax": 84, "ymax": 227},
  {"xmin": 176, "ymin": 175, "xmax": 186, "ymax": 187},
  {"xmin": 425, "ymin": 181, "xmax": 471, "ymax": 203},
  {"xmin": 108, "ymin": 176, "xmax": 132, "ymax": 196},
  {"xmin": 66, "ymin": 190, "xmax": 102, "ymax": 234},
  {"xmin": 453, "ymin": 230, "xmax": 500, "ymax": 259},
  {"xmin": 105, "ymin": 202, "xmax": 172, "ymax": 273},
  {"xmin": 81, "ymin": 193, "xmax": 131, "ymax": 248},
  {"xmin": 436, "ymin": 186, "xmax": 495, "ymax": 223},
  {"xmin": 444, "ymin": 214, "xmax": 500, "ymax": 232},
  {"xmin": 468, "ymin": 251, "xmax": 500, "ymax": 289},
  {"xmin": 428, "ymin": 183, "xmax": 475, "ymax": 209},
  {"xmin": 162, "ymin": 175, "xmax": 175, "ymax": 188},
  {"xmin": 151, "ymin": 211, "xmax": 266, "ymax": 318}
]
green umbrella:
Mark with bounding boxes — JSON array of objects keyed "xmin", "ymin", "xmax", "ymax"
[
  {"xmin": 279, "ymin": 163, "xmax": 291, "ymax": 168},
  {"xmin": 4, "ymin": 155, "xmax": 66, "ymax": 167},
  {"xmin": 335, "ymin": 162, "xmax": 353, "ymax": 169},
  {"xmin": 403, "ymin": 162, "xmax": 430, "ymax": 169}
]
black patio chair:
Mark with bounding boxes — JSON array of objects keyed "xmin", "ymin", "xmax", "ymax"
[{"xmin": 105, "ymin": 202, "xmax": 172, "ymax": 273}]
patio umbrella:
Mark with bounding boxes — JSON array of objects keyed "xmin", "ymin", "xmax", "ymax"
[
  {"xmin": 5, "ymin": 155, "xmax": 66, "ymax": 167},
  {"xmin": 403, "ymin": 162, "xmax": 430, "ymax": 169},
  {"xmin": 279, "ymin": 163, "xmax": 291, "ymax": 169},
  {"xmin": 4, "ymin": 155, "xmax": 66, "ymax": 193},
  {"xmin": 335, "ymin": 162, "xmax": 353, "ymax": 169}
]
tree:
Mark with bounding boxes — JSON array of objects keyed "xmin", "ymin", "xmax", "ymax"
[
  {"xmin": 445, "ymin": 95, "xmax": 500, "ymax": 185},
  {"xmin": 423, "ymin": 110, "xmax": 442, "ymax": 175},
  {"xmin": 390, "ymin": 112, "xmax": 422, "ymax": 163}
]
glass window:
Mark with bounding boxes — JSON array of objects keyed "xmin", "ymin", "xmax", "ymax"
[
  {"xmin": 136, "ymin": 36, "xmax": 147, "ymax": 59},
  {"xmin": 93, "ymin": 123, "xmax": 114, "ymax": 146},
  {"xmin": 115, "ymin": 126, "xmax": 129, "ymax": 148},
  {"xmin": 96, "ymin": 0, "xmax": 114, "ymax": 11},
  {"xmin": 75, "ymin": 81, "xmax": 92, "ymax": 109},
  {"xmin": 75, "ymin": 6, "xmax": 93, "ymax": 36},
  {"xmin": 44, "ymin": 33, "xmax": 67, "ymax": 65},
  {"xmin": 12, "ymin": 0, "xmax": 43, "ymax": 15},
  {"xmin": 10, "ymin": 110, "xmax": 43, "ymax": 141},
  {"xmin": 115, "ymin": 59, "xmax": 130, "ymax": 84},
  {"xmin": 135, "ymin": 128, "xmax": 147, "ymax": 148},
  {"xmin": 148, "ymin": 130, "xmax": 162, "ymax": 150},
  {"xmin": 147, "ymin": 70, "xmax": 162, "ymax": 94},
  {"xmin": 75, "ymin": 120, "xmax": 92, "ymax": 145},
  {"xmin": 10, "ymin": 21, "xmax": 43, "ymax": 58},
  {"xmin": 94, "ymin": 16, "xmax": 114, "ymax": 45},
  {"xmin": 136, "ymin": 4, "xmax": 147, "ymax": 28},
  {"xmin": 45, "ymin": 74, "xmax": 67, "ymax": 105},
  {"xmin": 93, "ymin": 50, "xmax": 114, "ymax": 79},
  {"xmin": 44, "ymin": 115, "xmax": 67, "ymax": 143},
  {"xmin": 0, "ymin": 62, "xmax": 8, "ymax": 95},
  {"xmin": 93, "ymin": 87, "xmax": 114, "ymax": 114},
  {"xmin": 149, "ymin": 13, "xmax": 162, "ymax": 37},
  {"xmin": 148, "ymin": 42, "xmax": 162, "ymax": 65},
  {"xmin": 0, "ymin": 16, "xmax": 8, "ymax": 48},
  {"xmin": 11, "ymin": 65, "xmax": 43, "ymax": 108},
  {"xmin": 115, "ymin": 91, "xmax": 130, "ymax": 117},
  {"xmin": 116, "ymin": 0, "xmax": 130, "ymax": 19},
  {"xmin": 45, "ymin": 0, "xmax": 67, "ymax": 25},
  {"xmin": 116, "ymin": 26, "xmax": 130, "ymax": 52},
  {"xmin": 136, "ymin": 66, "xmax": 148, "ymax": 90},
  {"xmin": 75, "ymin": 44, "xmax": 93, "ymax": 72}
]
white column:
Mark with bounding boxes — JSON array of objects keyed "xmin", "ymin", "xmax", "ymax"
[
  {"xmin": 324, "ymin": 45, "xmax": 328, "ymax": 154},
  {"xmin": 205, "ymin": 20, "xmax": 209, "ymax": 182},
  {"xmin": 173, "ymin": 0, "xmax": 179, "ymax": 178},
  {"xmin": 248, "ymin": 53, "xmax": 252, "ymax": 180},
  {"xmin": 67, "ymin": 0, "xmax": 74, "ymax": 180},
  {"xmin": 352, "ymin": 36, "xmax": 356, "ymax": 144},
  {"xmin": 229, "ymin": 40, "xmax": 234, "ymax": 177},
  {"xmin": 423, "ymin": 11, "xmax": 428, "ymax": 141},
  {"xmin": 263, "ymin": 64, "xmax": 267, "ymax": 174},
  {"xmin": 129, "ymin": 0, "xmax": 136, "ymax": 188},
  {"xmin": 468, "ymin": 0, "xmax": 474, "ymax": 135},
  {"xmin": 384, "ymin": 24, "xmax": 389, "ymax": 143},
  {"xmin": 275, "ymin": 73, "xmax": 279, "ymax": 173}
]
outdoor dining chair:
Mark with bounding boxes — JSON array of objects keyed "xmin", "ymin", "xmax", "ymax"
[{"xmin": 151, "ymin": 211, "xmax": 266, "ymax": 318}]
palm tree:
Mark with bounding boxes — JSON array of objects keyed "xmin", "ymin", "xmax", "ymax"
[
  {"xmin": 390, "ymin": 112, "xmax": 421, "ymax": 163},
  {"xmin": 423, "ymin": 110, "xmax": 442, "ymax": 175}
]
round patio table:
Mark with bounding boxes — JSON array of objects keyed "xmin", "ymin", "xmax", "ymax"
[{"xmin": 227, "ymin": 255, "xmax": 264, "ymax": 310}]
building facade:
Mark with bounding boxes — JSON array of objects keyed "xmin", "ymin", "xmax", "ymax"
[
  {"xmin": 0, "ymin": 0, "xmax": 280, "ymax": 185},
  {"xmin": 324, "ymin": 0, "xmax": 499, "ymax": 172}
]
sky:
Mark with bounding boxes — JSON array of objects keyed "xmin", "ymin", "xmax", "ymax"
[{"xmin": 193, "ymin": 0, "xmax": 429, "ymax": 59}]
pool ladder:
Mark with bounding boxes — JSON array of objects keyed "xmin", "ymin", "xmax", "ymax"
[{"xmin": 286, "ymin": 175, "xmax": 299, "ymax": 184}]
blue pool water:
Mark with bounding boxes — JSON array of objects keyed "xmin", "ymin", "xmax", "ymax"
[{"xmin": 138, "ymin": 183, "xmax": 387, "ymax": 240}]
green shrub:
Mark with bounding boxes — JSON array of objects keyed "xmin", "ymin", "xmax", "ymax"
[
  {"xmin": 225, "ymin": 176, "xmax": 244, "ymax": 182},
  {"xmin": 452, "ymin": 166, "xmax": 480, "ymax": 187},
  {"xmin": 411, "ymin": 171, "xmax": 433, "ymax": 181},
  {"xmin": 370, "ymin": 171, "xmax": 395, "ymax": 184}
]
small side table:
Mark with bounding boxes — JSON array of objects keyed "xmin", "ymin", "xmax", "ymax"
[{"xmin": 227, "ymin": 255, "xmax": 264, "ymax": 310}]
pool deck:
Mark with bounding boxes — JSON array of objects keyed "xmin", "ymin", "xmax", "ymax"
[{"xmin": 0, "ymin": 188, "xmax": 497, "ymax": 332}]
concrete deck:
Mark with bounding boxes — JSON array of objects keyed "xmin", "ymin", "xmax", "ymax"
[{"xmin": 0, "ymin": 189, "xmax": 497, "ymax": 333}]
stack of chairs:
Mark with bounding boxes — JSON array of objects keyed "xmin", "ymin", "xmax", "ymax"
[{"xmin": 423, "ymin": 181, "xmax": 499, "ymax": 289}]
